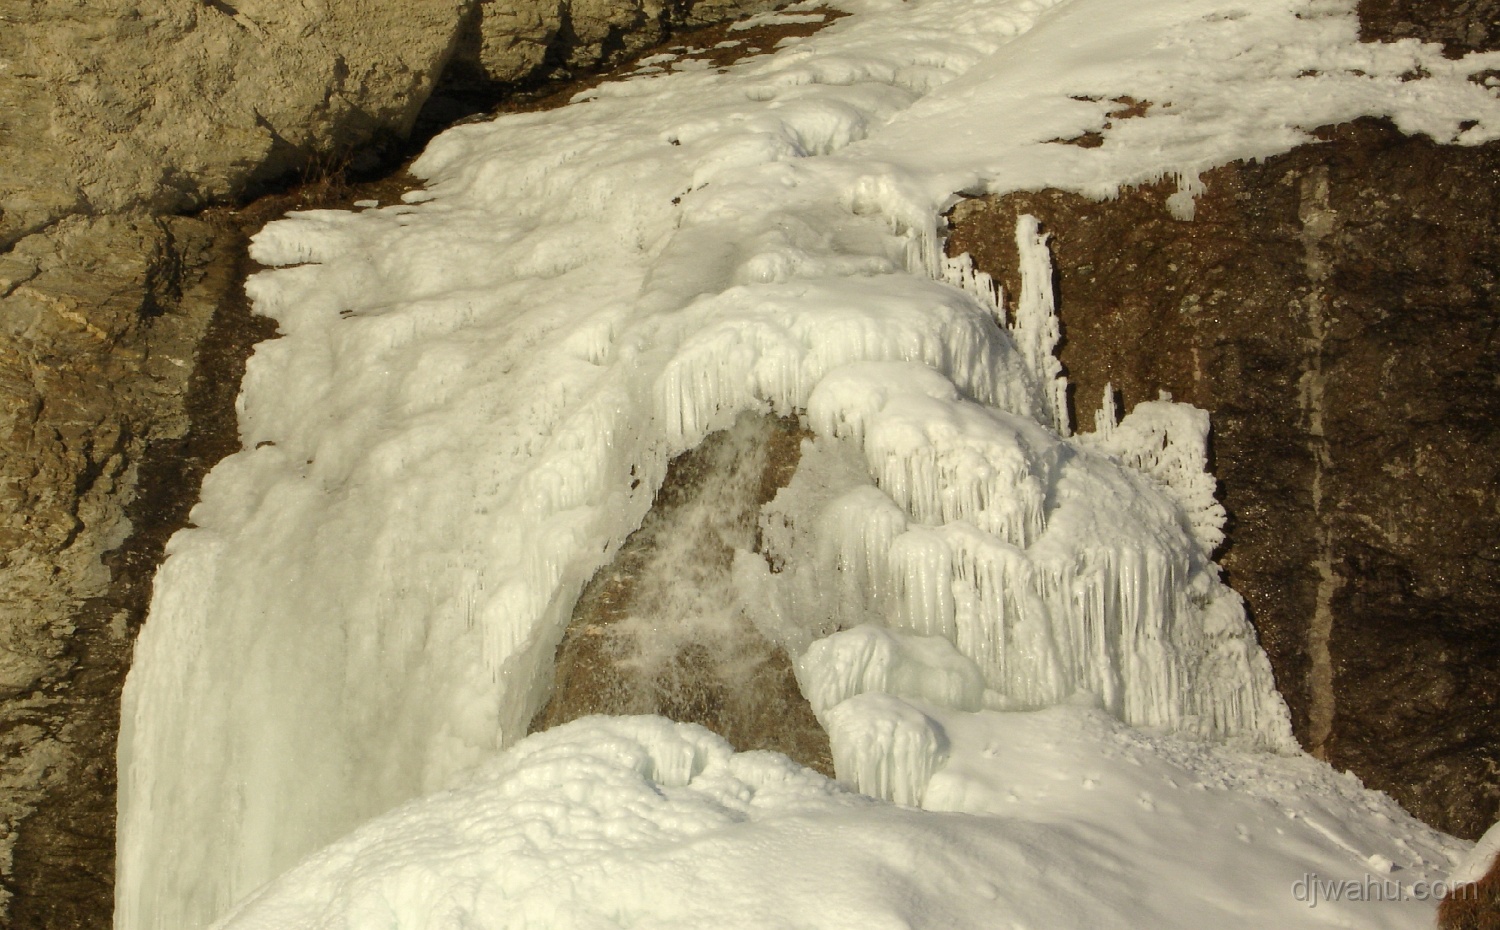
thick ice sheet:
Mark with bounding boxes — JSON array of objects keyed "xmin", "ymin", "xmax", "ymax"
[{"xmin": 117, "ymin": 0, "xmax": 1499, "ymax": 926}]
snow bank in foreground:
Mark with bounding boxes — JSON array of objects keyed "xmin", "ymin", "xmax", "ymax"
[
  {"xmin": 214, "ymin": 713, "xmax": 1465, "ymax": 930},
  {"xmin": 118, "ymin": 0, "xmax": 1500, "ymax": 926}
]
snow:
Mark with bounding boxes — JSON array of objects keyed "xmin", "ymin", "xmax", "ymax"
[
  {"xmin": 209, "ymin": 713, "xmax": 1465, "ymax": 930},
  {"xmin": 117, "ymin": 0, "xmax": 1500, "ymax": 928}
]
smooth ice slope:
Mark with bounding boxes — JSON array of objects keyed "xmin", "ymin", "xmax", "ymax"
[{"xmin": 118, "ymin": 0, "xmax": 1500, "ymax": 927}]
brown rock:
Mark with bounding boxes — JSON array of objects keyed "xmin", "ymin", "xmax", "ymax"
[
  {"xmin": 0, "ymin": 0, "xmax": 475, "ymax": 247},
  {"xmin": 1359, "ymin": 0, "xmax": 1500, "ymax": 56},
  {"xmin": 946, "ymin": 117, "xmax": 1500, "ymax": 839},
  {"xmin": 438, "ymin": 0, "xmax": 791, "ymax": 107},
  {"xmin": 0, "ymin": 212, "xmax": 228, "ymax": 925}
]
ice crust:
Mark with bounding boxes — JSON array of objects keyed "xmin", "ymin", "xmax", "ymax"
[
  {"xmin": 117, "ymin": 0, "xmax": 1500, "ymax": 927},
  {"xmin": 778, "ymin": 352, "xmax": 1291, "ymax": 747}
]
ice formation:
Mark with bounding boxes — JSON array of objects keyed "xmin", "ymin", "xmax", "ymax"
[
  {"xmin": 798, "ymin": 625, "xmax": 987, "ymax": 716},
  {"xmin": 771, "ymin": 353, "xmax": 1292, "ymax": 749},
  {"xmin": 213, "ymin": 712, "xmax": 1467, "ymax": 930},
  {"xmin": 1010, "ymin": 215, "xmax": 1069, "ymax": 435},
  {"xmin": 117, "ymin": 0, "xmax": 1500, "ymax": 927},
  {"xmin": 1452, "ymin": 820, "xmax": 1500, "ymax": 885}
]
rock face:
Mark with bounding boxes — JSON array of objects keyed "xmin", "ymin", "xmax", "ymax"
[
  {"xmin": 447, "ymin": 0, "xmax": 785, "ymax": 88},
  {"xmin": 1358, "ymin": 0, "xmax": 1500, "ymax": 55},
  {"xmin": 0, "ymin": 3, "xmax": 790, "ymax": 927},
  {"xmin": 946, "ymin": 117, "xmax": 1500, "ymax": 840},
  {"xmin": 0, "ymin": 212, "xmax": 239, "ymax": 925},
  {"xmin": 533, "ymin": 414, "xmax": 834, "ymax": 776},
  {"xmin": 0, "ymin": 0, "xmax": 473, "ymax": 248},
  {"xmin": 0, "ymin": 0, "xmax": 785, "ymax": 249}
]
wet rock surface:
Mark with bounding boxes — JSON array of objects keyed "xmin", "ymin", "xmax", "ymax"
[
  {"xmin": 533, "ymin": 414, "xmax": 834, "ymax": 776},
  {"xmin": 947, "ymin": 117, "xmax": 1500, "ymax": 840}
]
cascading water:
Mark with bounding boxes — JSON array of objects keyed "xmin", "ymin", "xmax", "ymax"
[
  {"xmin": 116, "ymin": 0, "xmax": 1496, "ymax": 927},
  {"xmin": 532, "ymin": 412, "xmax": 832, "ymax": 773}
]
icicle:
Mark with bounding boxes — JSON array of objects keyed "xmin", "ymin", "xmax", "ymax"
[
  {"xmin": 1094, "ymin": 382, "xmax": 1119, "ymax": 436},
  {"xmin": 785, "ymin": 366, "xmax": 1286, "ymax": 745},
  {"xmin": 939, "ymin": 251, "xmax": 1005, "ymax": 327},
  {"xmin": 1011, "ymin": 215, "xmax": 1069, "ymax": 436},
  {"xmin": 1078, "ymin": 399, "xmax": 1226, "ymax": 556}
]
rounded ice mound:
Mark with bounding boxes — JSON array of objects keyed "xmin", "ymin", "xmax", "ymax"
[
  {"xmin": 798, "ymin": 623, "xmax": 987, "ymax": 715},
  {"xmin": 212, "ymin": 716, "xmax": 874, "ymax": 929}
]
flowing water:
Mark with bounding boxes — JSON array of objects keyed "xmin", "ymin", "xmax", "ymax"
[{"xmin": 532, "ymin": 413, "xmax": 832, "ymax": 773}]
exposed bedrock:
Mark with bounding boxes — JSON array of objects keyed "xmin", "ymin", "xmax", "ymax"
[
  {"xmin": 1358, "ymin": 0, "xmax": 1500, "ymax": 56},
  {"xmin": 447, "ymin": 0, "xmax": 781, "ymax": 90},
  {"xmin": 0, "ymin": 0, "xmax": 471, "ymax": 249},
  {"xmin": 947, "ymin": 117, "xmax": 1500, "ymax": 840}
]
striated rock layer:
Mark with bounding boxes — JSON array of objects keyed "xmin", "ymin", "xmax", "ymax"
[{"xmin": 946, "ymin": 117, "xmax": 1500, "ymax": 839}]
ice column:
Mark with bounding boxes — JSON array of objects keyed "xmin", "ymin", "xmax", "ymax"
[{"xmin": 1011, "ymin": 215, "xmax": 1069, "ymax": 436}]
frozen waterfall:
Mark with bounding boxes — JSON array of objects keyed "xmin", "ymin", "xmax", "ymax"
[{"xmin": 115, "ymin": 0, "xmax": 1499, "ymax": 927}]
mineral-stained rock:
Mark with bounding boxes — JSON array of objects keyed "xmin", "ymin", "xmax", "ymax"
[{"xmin": 946, "ymin": 118, "xmax": 1500, "ymax": 840}]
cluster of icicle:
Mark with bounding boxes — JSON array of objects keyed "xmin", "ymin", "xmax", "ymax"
[{"xmin": 741, "ymin": 215, "xmax": 1296, "ymax": 805}]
